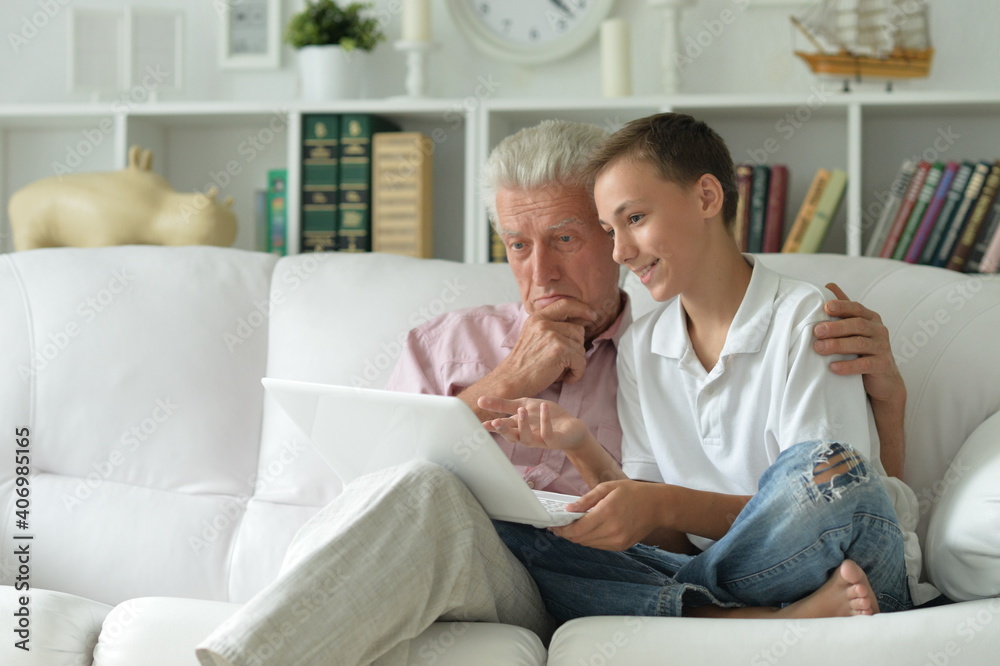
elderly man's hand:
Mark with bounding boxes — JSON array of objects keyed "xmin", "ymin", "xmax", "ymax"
[
  {"xmin": 813, "ymin": 283, "xmax": 904, "ymax": 404},
  {"xmin": 498, "ymin": 298, "xmax": 597, "ymax": 396}
]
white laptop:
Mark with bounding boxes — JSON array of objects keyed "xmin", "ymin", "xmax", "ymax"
[{"xmin": 261, "ymin": 378, "xmax": 586, "ymax": 528}]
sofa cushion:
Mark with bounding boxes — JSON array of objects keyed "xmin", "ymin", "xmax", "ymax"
[
  {"xmin": 0, "ymin": 586, "xmax": 110, "ymax": 664},
  {"xmin": 547, "ymin": 599, "xmax": 1000, "ymax": 665},
  {"xmin": 925, "ymin": 409, "xmax": 1000, "ymax": 601},
  {"xmin": 90, "ymin": 597, "xmax": 546, "ymax": 666}
]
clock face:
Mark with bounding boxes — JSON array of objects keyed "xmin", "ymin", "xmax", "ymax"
[{"xmin": 447, "ymin": 0, "xmax": 616, "ymax": 65}]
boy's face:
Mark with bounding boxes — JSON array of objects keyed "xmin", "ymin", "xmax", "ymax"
[{"xmin": 594, "ymin": 159, "xmax": 717, "ymax": 303}]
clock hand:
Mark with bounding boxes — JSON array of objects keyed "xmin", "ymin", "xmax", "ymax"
[{"xmin": 549, "ymin": 0, "xmax": 574, "ymax": 17}]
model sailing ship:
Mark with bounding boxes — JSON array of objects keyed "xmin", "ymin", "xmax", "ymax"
[{"xmin": 791, "ymin": 0, "xmax": 933, "ymax": 87}]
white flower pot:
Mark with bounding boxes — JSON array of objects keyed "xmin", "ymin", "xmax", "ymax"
[{"xmin": 297, "ymin": 45, "xmax": 367, "ymax": 101}]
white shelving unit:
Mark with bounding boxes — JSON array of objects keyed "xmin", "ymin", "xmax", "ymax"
[{"xmin": 3, "ymin": 92, "xmax": 1000, "ymax": 262}]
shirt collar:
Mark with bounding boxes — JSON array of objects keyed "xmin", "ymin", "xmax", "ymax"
[
  {"xmin": 505, "ymin": 290, "xmax": 632, "ymax": 351},
  {"xmin": 651, "ymin": 254, "xmax": 779, "ymax": 360}
]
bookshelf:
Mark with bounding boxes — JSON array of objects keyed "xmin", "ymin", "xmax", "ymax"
[{"xmin": 3, "ymin": 92, "xmax": 1000, "ymax": 264}]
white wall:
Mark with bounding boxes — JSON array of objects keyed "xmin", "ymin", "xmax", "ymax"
[{"xmin": 2, "ymin": 0, "xmax": 998, "ymax": 104}]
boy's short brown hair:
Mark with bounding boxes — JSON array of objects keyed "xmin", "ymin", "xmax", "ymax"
[{"xmin": 586, "ymin": 113, "xmax": 739, "ymax": 230}]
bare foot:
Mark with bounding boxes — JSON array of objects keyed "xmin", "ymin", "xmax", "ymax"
[
  {"xmin": 686, "ymin": 560, "xmax": 879, "ymax": 619},
  {"xmin": 777, "ymin": 560, "xmax": 880, "ymax": 618}
]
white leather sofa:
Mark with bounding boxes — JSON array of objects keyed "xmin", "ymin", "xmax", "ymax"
[{"xmin": 1, "ymin": 246, "xmax": 998, "ymax": 665}]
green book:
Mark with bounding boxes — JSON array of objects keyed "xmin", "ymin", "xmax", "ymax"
[
  {"xmin": 798, "ymin": 169, "xmax": 847, "ymax": 253},
  {"xmin": 338, "ymin": 114, "xmax": 400, "ymax": 252},
  {"xmin": 747, "ymin": 165, "xmax": 770, "ymax": 253},
  {"xmin": 266, "ymin": 169, "xmax": 287, "ymax": 256},
  {"xmin": 892, "ymin": 162, "xmax": 944, "ymax": 261},
  {"xmin": 301, "ymin": 114, "xmax": 340, "ymax": 253}
]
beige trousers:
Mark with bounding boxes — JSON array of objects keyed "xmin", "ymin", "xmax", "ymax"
[{"xmin": 196, "ymin": 461, "xmax": 553, "ymax": 666}]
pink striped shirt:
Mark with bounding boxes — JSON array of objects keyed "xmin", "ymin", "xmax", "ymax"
[{"xmin": 384, "ymin": 298, "xmax": 630, "ymax": 496}]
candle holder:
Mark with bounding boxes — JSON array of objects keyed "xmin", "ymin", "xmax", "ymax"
[{"xmin": 395, "ymin": 40, "xmax": 437, "ymax": 98}]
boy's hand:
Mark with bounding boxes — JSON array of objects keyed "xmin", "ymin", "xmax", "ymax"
[
  {"xmin": 478, "ymin": 396, "xmax": 590, "ymax": 451},
  {"xmin": 814, "ymin": 282, "xmax": 904, "ymax": 404},
  {"xmin": 550, "ymin": 480, "xmax": 663, "ymax": 551}
]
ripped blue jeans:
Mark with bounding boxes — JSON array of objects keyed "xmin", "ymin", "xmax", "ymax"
[{"xmin": 494, "ymin": 441, "xmax": 913, "ymax": 619}]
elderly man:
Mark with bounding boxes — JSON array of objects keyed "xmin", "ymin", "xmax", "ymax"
[{"xmin": 197, "ymin": 121, "xmax": 907, "ymax": 666}]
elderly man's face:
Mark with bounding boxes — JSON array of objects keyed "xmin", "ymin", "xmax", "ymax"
[{"xmin": 495, "ymin": 184, "xmax": 622, "ymax": 340}]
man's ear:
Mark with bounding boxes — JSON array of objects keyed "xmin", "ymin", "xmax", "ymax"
[{"xmin": 697, "ymin": 174, "xmax": 725, "ymax": 221}]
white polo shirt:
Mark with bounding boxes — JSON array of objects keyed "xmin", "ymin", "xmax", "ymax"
[
  {"xmin": 618, "ymin": 256, "xmax": 876, "ymax": 495},
  {"xmin": 617, "ymin": 256, "xmax": 939, "ymax": 603}
]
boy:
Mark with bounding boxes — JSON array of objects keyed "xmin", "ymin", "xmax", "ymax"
[{"xmin": 481, "ymin": 113, "xmax": 923, "ymax": 620}]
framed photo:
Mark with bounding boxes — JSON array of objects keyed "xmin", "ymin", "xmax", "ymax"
[{"xmin": 219, "ymin": 0, "xmax": 282, "ymax": 69}]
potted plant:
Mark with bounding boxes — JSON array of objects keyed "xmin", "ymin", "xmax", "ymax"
[{"xmin": 285, "ymin": 0, "xmax": 386, "ymax": 100}]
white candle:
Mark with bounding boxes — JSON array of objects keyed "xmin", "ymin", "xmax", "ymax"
[
  {"xmin": 402, "ymin": 0, "xmax": 431, "ymax": 42},
  {"xmin": 600, "ymin": 18, "xmax": 632, "ymax": 98}
]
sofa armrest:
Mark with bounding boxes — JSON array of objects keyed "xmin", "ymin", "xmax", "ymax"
[{"xmin": 0, "ymin": 586, "xmax": 111, "ymax": 665}]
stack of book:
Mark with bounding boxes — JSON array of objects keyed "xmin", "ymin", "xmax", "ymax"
[
  {"xmin": 865, "ymin": 159, "xmax": 1000, "ymax": 273},
  {"xmin": 735, "ymin": 164, "xmax": 789, "ymax": 253},
  {"xmin": 293, "ymin": 113, "xmax": 435, "ymax": 256},
  {"xmin": 734, "ymin": 165, "xmax": 848, "ymax": 254}
]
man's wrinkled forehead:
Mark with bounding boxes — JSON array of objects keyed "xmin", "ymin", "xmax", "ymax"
[{"xmin": 499, "ymin": 218, "xmax": 590, "ymax": 238}]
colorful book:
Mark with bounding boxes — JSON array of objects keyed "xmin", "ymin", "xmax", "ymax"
[
  {"xmin": 965, "ymin": 196, "xmax": 1000, "ymax": 273},
  {"xmin": 747, "ymin": 165, "xmax": 770, "ymax": 253},
  {"xmin": 904, "ymin": 161, "xmax": 958, "ymax": 263},
  {"xmin": 798, "ymin": 169, "xmax": 847, "ymax": 254},
  {"xmin": 782, "ymin": 168, "xmax": 830, "ymax": 253},
  {"xmin": 919, "ymin": 162, "xmax": 974, "ymax": 265},
  {"xmin": 300, "ymin": 114, "xmax": 340, "ymax": 252},
  {"xmin": 865, "ymin": 160, "xmax": 916, "ymax": 257},
  {"xmin": 932, "ymin": 161, "xmax": 992, "ymax": 268},
  {"xmin": 338, "ymin": 114, "xmax": 400, "ymax": 252},
  {"xmin": 266, "ymin": 168, "xmax": 287, "ymax": 256},
  {"xmin": 892, "ymin": 161, "xmax": 945, "ymax": 261},
  {"xmin": 879, "ymin": 161, "xmax": 931, "ymax": 258},
  {"xmin": 734, "ymin": 164, "xmax": 754, "ymax": 252},
  {"xmin": 946, "ymin": 161, "xmax": 1000, "ymax": 272},
  {"xmin": 762, "ymin": 165, "xmax": 788, "ymax": 253},
  {"xmin": 371, "ymin": 132, "xmax": 434, "ymax": 258}
]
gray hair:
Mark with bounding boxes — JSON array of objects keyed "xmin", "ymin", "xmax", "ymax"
[{"xmin": 481, "ymin": 120, "xmax": 610, "ymax": 229}]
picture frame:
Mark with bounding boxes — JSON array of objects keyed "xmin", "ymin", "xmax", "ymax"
[
  {"xmin": 219, "ymin": 0, "xmax": 282, "ymax": 70},
  {"xmin": 69, "ymin": 7, "xmax": 183, "ymax": 96}
]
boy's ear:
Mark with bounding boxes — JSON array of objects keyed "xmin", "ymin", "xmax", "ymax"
[{"xmin": 696, "ymin": 174, "xmax": 725, "ymax": 220}]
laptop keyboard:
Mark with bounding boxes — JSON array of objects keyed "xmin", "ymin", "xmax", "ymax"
[{"xmin": 537, "ymin": 496, "xmax": 571, "ymax": 513}]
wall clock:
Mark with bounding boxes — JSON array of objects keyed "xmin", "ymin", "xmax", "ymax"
[{"xmin": 446, "ymin": 0, "xmax": 616, "ymax": 65}]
